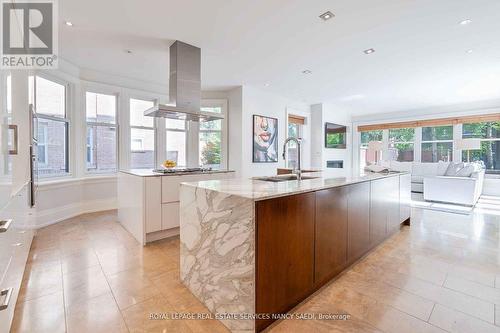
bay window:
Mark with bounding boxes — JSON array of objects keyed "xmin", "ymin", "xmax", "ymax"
[
  {"xmin": 421, "ymin": 125, "xmax": 453, "ymax": 162},
  {"xmin": 462, "ymin": 122, "xmax": 500, "ymax": 173},
  {"xmin": 30, "ymin": 75, "xmax": 69, "ymax": 178},
  {"xmin": 388, "ymin": 128, "xmax": 415, "ymax": 162},
  {"xmin": 85, "ymin": 92, "xmax": 117, "ymax": 173},
  {"xmin": 130, "ymin": 98, "xmax": 155, "ymax": 169}
]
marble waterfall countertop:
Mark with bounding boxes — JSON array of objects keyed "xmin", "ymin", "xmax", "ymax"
[
  {"xmin": 180, "ymin": 170, "xmax": 408, "ymax": 201},
  {"xmin": 119, "ymin": 168, "xmax": 235, "ymax": 177}
]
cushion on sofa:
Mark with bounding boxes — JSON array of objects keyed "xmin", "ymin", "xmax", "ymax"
[
  {"xmin": 390, "ymin": 161, "xmax": 412, "ymax": 172},
  {"xmin": 444, "ymin": 162, "xmax": 465, "ymax": 176},
  {"xmin": 413, "ymin": 162, "xmax": 439, "ymax": 176},
  {"xmin": 455, "ymin": 164, "xmax": 475, "ymax": 177},
  {"xmin": 437, "ymin": 161, "xmax": 450, "ymax": 175}
]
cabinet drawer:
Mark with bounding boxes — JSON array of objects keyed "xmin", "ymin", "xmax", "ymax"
[
  {"xmin": 0, "ymin": 219, "xmax": 15, "ymax": 285},
  {"xmin": 162, "ymin": 175, "xmax": 201, "ymax": 203},
  {"xmin": 145, "ymin": 177, "xmax": 162, "ymax": 233},
  {"xmin": 0, "ymin": 218, "xmax": 33, "ymax": 333},
  {"xmin": 162, "ymin": 202, "xmax": 180, "ymax": 230}
]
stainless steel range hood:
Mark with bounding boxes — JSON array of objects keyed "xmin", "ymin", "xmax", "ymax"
[{"xmin": 144, "ymin": 41, "xmax": 223, "ymax": 122}]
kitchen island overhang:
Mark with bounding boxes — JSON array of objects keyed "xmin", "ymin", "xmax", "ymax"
[{"xmin": 179, "ymin": 171, "xmax": 411, "ymax": 332}]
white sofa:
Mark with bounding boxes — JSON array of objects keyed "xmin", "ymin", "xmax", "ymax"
[{"xmin": 381, "ymin": 160, "xmax": 485, "ymax": 206}]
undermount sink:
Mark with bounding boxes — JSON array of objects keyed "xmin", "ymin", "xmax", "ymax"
[{"xmin": 254, "ymin": 175, "xmax": 319, "ymax": 182}]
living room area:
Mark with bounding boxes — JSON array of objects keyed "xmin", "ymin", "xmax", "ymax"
[{"xmin": 355, "ymin": 111, "xmax": 500, "ymax": 215}]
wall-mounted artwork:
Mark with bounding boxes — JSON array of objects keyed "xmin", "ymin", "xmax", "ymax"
[
  {"xmin": 253, "ymin": 115, "xmax": 278, "ymax": 162},
  {"xmin": 325, "ymin": 122, "xmax": 347, "ymax": 149}
]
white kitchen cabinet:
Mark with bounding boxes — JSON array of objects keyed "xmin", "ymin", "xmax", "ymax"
[
  {"xmin": 162, "ymin": 175, "xmax": 198, "ymax": 203},
  {"xmin": 0, "ymin": 187, "xmax": 34, "ymax": 333},
  {"xmin": 118, "ymin": 170, "xmax": 235, "ymax": 245},
  {"xmin": 145, "ymin": 177, "xmax": 162, "ymax": 233},
  {"xmin": 162, "ymin": 202, "xmax": 180, "ymax": 230}
]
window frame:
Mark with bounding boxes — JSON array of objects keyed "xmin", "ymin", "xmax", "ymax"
[
  {"xmin": 128, "ymin": 96, "xmax": 158, "ymax": 169},
  {"xmin": 388, "ymin": 127, "xmax": 415, "ymax": 162},
  {"xmin": 421, "ymin": 125, "xmax": 454, "ymax": 163},
  {"xmin": 199, "ymin": 99, "xmax": 228, "ymax": 169},
  {"xmin": 461, "ymin": 121, "xmax": 500, "ymax": 174},
  {"xmin": 286, "ymin": 121, "xmax": 302, "ymax": 169},
  {"xmin": 31, "ymin": 74, "xmax": 71, "ymax": 179},
  {"xmin": 84, "ymin": 90, "xmax": 119, "ymax": 174}
]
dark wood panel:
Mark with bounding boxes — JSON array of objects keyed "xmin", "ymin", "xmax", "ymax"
[
  {"xmin": 370, "ymin": 179, "xmax": 388, "ymax": 246},
  {"xmin": 314, "ymin": 186, "xmax": 348, "ymax": 286},
  {"xmin": 347, "ymin": 182, "xmax": 371, "ymax": 264},
  {"xmin": 256, "ymin": 192, "xmax": 315, "ymax": 332}
]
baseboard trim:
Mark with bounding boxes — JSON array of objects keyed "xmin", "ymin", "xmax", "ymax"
[
  {"xmin": 31, "ymin": 198, "xmax": 117, "ymax": 229},
  {"xmin": 146, "ymin": 228, "xmax": 180, "ymax": 243}
]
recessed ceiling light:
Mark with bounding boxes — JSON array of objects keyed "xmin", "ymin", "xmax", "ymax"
[
  {"xmin": 302, "ymin": 69, "xmax": 312, "ymax": 74},
  {"xmin": 363, "ymin": 48, "xmax": 375, "ymax": 54},
  {"xmin": 466, "ymin": 49, "xmax": 473, "ymax": 53},
  {"xmin": 65, "ymin": 21, "xmax": 73, "ymax": 26},
  {"xmin": 264, "ymin": 83, "xmax": 270, "ymax": 87},
  {"xmin": 459, "ymin": 19, "xmax": 472, "ymax": 25},
  {"xmin": 319, "ymin": 11, "xmax": 335, "ymax": 21}
]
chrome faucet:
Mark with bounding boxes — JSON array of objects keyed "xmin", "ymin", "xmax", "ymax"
[{"xmin": 282, "ymin": 137, "xmax": 302, "ymax": 180}]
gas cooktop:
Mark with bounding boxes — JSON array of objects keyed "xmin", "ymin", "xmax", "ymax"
[{"xmin": 152, "ymin": 167, "xmax": 213, "ymax": 174}]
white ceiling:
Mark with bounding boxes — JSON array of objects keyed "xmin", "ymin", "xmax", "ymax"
[{"xmin": 60, "ymin": 0, "xmax": 500, "ymax": 116}]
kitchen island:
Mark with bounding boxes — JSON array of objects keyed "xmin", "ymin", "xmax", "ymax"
[
  {"xmin": 117, "ymin": 169, "xmax": 235, "ymax": 244},
  {"xmin": 179, "ymin": 171, "xmax": 411, "ymax": 332}
]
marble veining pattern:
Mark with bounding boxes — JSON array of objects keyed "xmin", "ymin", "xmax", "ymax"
[
  {"xmin": 180, "ymin": 184, "xmax": 255, "ymax": 332},
  {"xmin": 181, "ymin": 171, "xmax": 407, "ymax": 201}
]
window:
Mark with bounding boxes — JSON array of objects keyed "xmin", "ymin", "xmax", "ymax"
[
  {"xmin": 30, "ymin": 76, "xmax": 69, "ymax": 178},
  {"xmin": 421, "ymin": 125, "xmax": 453, "ymax": 162},
  {"xmin": 130, "ymin": 98, "xmax": 155, "ymax": 169},
  {"xmin": 37, "ymin": 122, "xmax": 48, "ymax": 165},
  {"xmin": 85, "ymin": 92, "xmax": 117, "ymax": 173},
  {"xmin": 198, "ymin": 102, "xmax": 227, "ymax": 169},
  {"xmin": 166, "ymin": 119, "xmax": 187, "ymax": 167},
  {"xmin": 287, "ymin": 122, "xmax": 301, "ymax": 169},
  {"xmin": 360, "ymin": 130, "xmax": 383, "ymax": 169},
  {"xmin": 462, "ymin": 122, "xmax": 500, "ymax": 173},
  {"xmin": 388, "ymin": 128, "xmax": 415, "ymax": 162}
]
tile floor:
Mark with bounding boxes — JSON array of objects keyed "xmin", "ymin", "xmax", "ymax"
[{"xmin": 12, "ymin": 197, "xmax": 500, "ymax": 333}]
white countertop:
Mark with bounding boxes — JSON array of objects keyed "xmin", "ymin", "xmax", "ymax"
[
  {"xmin": 119, "ymin": 169, "xmax": 235, "ymax": 177},
  {"xmin": 180, "ymin": 171, "xmax": 408, "ymax": 201}
]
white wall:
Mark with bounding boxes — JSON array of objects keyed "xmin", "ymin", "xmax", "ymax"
[
  {"xmin": 227, "ymin": 87, "xmax": 244, "ymax": 177},
  {"xmin": 310, "ymin": 103, "xmax": 353, "ymax": 177},
  {"xmin": 33, "ymin": 176, "xmax": 117, "ymax": 228},
  {"xmin": 235, "ymin": 85, "xmax": 310, "ymax": 178}
]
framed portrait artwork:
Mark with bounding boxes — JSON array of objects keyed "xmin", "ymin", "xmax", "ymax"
[{"xmin": 253, "ymin": 115, "xmax": 278, "ymax": 162}]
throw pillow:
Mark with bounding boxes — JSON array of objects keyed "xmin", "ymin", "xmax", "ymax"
[
  {"xmin": 444, "ymin": 162, "xmax": 464, "ymax": 176},
  {"xmin": 455, "ymin": 164, "xmax": 475, "ymax": 177}
]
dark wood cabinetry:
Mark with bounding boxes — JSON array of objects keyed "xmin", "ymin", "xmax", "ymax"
[
  {"xmin": 314, "ymin": 187, "xmax": 348, "ymax": 286},
  {"xmin": 369, "ymin": 179, "xmax": 387, "ymax": 246},
  {"xmin": 255, "ymin": 192, "xmax": 315, "ymax": 332},
  {"xmin": 347, "ymin": 182, "xmax": 371, "ymax": 264},
  {"xmin": 255, "ymin": 175, "xmax": 409, "ymax": 332}
]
